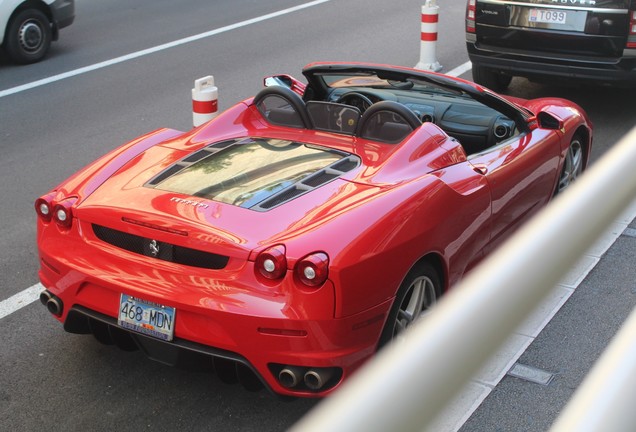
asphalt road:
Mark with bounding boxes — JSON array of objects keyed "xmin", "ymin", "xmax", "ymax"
[{"xmin": 1, "ymin": 1, "xmax": 635, "ymax": 431}]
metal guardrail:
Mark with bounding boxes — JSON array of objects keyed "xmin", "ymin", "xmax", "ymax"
[{"xmin": 292, "ymin": 126, "xmax": 636, "ymax": 432}]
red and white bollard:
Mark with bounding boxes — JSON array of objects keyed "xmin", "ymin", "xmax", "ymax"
[
  {"xmin": 192, "ymin": 76, "xmax": 218, "ymax": 127},
  {"xmin": 415, "ymin": 0, "xmax": 442, "ymax": 72}
]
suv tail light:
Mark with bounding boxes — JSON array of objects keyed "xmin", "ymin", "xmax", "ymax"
[
  {"xmin": 628, "ymin": 11, "xmax": 636, "ymax": 48},
  {"xmin": 466, "ymin": 0, "xmax": 476, "ymax": 33}
]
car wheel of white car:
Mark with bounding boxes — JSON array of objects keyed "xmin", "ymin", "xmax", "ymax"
[
  {"xmin": 378, "ymin": 261, "xmax": 441, "ymax": 348},
  {"xmin": 556, "ymin": 134, "xmax": 584, "ymax": 195},
  {"xmin": 4, "ymin": 9, "xmax": 52, "ymax": 64}
]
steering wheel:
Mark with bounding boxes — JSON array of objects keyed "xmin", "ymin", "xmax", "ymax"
[{"xmin": 336, "ymin": 92, "xmax": 374, "ymax": 113}]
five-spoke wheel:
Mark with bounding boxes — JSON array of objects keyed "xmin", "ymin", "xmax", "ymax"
[
  {"xmin": 556, "ymin": 134, "xmax": 584, "ymax": 195},
  {"xmin": 379, "ymin": 262, "xmax": 441, "ymax": 347}
]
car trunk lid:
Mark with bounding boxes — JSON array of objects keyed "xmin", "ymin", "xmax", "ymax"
[{"xmin": 74, "ymin": 140, "xmax": 378, "ymax": 264}]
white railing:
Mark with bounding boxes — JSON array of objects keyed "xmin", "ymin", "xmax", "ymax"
[{"xmin": 291, "ymin": 125, "xmax": 636, "ymax": 432}]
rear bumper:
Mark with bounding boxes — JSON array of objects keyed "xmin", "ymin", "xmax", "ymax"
[
  {"xmin": 50, "ymin": 0, "xmax": 75, "ymax": 30},
  {"xmin": 467, "ymin": 42, "xmax": 636, "ymax": 86},
  {"xmin": 63, "ymin": 305, "xmax": 272, "ymax": 391},
  {"xmin": 37, "ymin": 220, "xmax": 389, "ymax": 397}
]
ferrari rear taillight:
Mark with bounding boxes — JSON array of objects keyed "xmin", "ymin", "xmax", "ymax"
[
  {"xmin": 628, "ymin": 11, "xmax": 636, "ymax": 48},
  {"xmin": 254, "ymin": 246, "xmax": 330, "ymax": 287},
  {"xmin": 466, "ymin": 0, "xmax": 476, "ymax": 33},
  {"xmin": 35, "ymin": 193, "xmax": 55, "ymax": 223},
  {"xmin": 295, "ymin": 252, "xmax": 329, "ymax": 287},
  {"xmin": 53, "ymin": 201, "xmax": 73, "ymax": 228},
  {"xmin": 256, "ymin": 245, "xmax": 287, "ymax": 280},
  {"xmin": 35, "ymin": 194, "xmax": 77, "ymax": 229}
]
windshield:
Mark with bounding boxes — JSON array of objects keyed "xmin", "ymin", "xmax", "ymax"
[{"xmin": 321, "ymin": 73, "xmax": 464, "ymax": 97}]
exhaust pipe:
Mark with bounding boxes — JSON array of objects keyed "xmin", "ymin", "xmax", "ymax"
[
  {"xmin": 304, "ymin": 368, "xmax": 334, "ymax": 391},
  {"xmin": 278, "ymin": 366, "xmax": 305, "ymax": 388},
  {"xmin": 39, "ymin": 290, "xmax": 53, "ymax": 306},
  {"xmin": 41, "ymin": 290, "xmax": 63, "ymax": 316}
]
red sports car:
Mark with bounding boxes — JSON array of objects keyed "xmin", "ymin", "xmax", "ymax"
[{"xmin": 36, "ymin": 62, "xmax": 592, "ymax": 397}]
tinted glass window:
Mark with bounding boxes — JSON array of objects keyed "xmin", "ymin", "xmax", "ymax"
[{"xmin": 153, "ymin": 138, "xmax": 344, "ymax": 208}]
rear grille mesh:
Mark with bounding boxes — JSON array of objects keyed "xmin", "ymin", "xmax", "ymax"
[{"xmin": 92, "ymin": 224, "xmax": 229, "ymax": 270}]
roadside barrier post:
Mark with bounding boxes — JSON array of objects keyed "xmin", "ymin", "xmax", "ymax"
[
  {"xmin": 415, "ymin": 0, "xmax": 442, "ymax": 72},
  {"xmin": 192, "ymin": 76, "xmax": 218, "ymax": 127}
]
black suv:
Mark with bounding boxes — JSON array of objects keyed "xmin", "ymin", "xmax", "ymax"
[{"xmin": 465, "ymin": 0, "xmax": 636, "ymax": 90}]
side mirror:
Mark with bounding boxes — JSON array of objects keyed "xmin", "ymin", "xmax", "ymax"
[{"xmin": 536, "ymin": 111, "xmax": 564, "ymax": 131}]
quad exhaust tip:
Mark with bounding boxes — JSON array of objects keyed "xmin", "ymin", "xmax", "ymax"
[
  {"xmin": 304, "ymin": 368, "xmax": 334, "ymax": 391},
  {"xmin": 40, "ymin": 290, "xmax": 63, "ymax": 316},
  {"xmin": 279, "ymin": 366, "xmax": 304, "ymax": 388},
  {"xmin": 277, "ymin": 365, "xmax": 339, "ymax": 391}
]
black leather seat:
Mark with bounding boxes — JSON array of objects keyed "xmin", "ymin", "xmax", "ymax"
[{"xmin": 357, "ymin": 101, "xmax": 422, "ymax": 143}]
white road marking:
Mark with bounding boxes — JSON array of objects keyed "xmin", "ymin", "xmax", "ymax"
[
  {"xmin": 446, "ymin": 61, "xmax": 472, "ymax": 78},
  {"xmin": 0, "ymin": 283, "xmax": 43, "ymax": 320},
  {"xmin": 0, "ymin": 0, "xmax": 331, "ymax": 99}
]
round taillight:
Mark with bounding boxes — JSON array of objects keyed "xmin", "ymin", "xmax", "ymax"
[
  {"xmin": 56, "ymin": 208, "xmax": 68, "ymax": 221},
  {"xmin": 296, "ymin": 252, "xmax": 329, "ymax": 287},
  {"xmin": 53, "ymin": 201, "xmax": 74, "ymax": 228},
  {"xmin": 35, "ymin": 197, "xmax": 53, "ymax": 222},
  {"xmin": 255, "ymin": 245, "xmax": 287, "ymax": 280}
]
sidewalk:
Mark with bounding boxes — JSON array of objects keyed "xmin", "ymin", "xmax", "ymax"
[{"xmin": 429, "ymin": 199, "xmax": 636, "ymax": 432}]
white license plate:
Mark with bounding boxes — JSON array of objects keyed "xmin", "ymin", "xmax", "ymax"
[
  {"xmin": 529, "ymin": 8, "xmax": 567, "ymax": 25},
  {"xmin": 118, "ymin": 294, "xmax": 176, "ymax": 341}
]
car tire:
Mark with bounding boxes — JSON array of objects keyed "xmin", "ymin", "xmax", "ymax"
[
  {"xmin": 472, "ymin": 65, "xmax": 512, "ymax": 92},
  {"xmin": 555, "ymin": 133, "xmax": 584, "ymax": 195},
  {"xmin": 378, "ymin": 261, "xmax": 441, "ymax": 348},
  {"xmin": 4, "ymin": 9, "xmax": 52, "ymax": 64}
]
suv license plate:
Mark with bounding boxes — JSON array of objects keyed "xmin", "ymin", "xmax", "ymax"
[
  {"xmin": 529, "ymin": 9, "xmax": 567, "ymax": 25},
  {"xmin": 118, "ymin": 294, "xmax": 176, "ymax": 341}
]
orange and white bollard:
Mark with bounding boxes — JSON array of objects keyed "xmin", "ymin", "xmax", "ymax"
[
  {"xmin": 415, "ymin": 0, "xmax": 442, "ymax": 72},
  {"xmin": 192, "ymin": 76, "xmax": 218, "ymax": 127}
]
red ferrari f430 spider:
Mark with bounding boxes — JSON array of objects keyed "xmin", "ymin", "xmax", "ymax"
[{"xmin": 36, "ymin": 62, "xmax": 592, "ymax": 397}]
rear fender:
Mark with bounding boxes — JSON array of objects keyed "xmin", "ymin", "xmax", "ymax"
[{"xmin": 52, "ymin": 128, "xmax": 183, "ymax": 202}]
